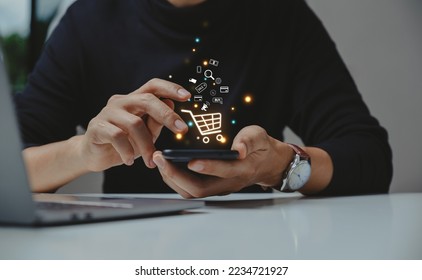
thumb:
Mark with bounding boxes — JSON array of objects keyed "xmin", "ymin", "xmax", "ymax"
[{"xmin": 231, "ymin": 125, "xmax": 268, "ymax": 160}]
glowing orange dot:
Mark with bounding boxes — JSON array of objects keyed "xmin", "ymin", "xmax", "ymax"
[
  {"xmin": 192, "ymin": 48, "xmax": 196, "ymax": 52},
  {"xmin": 203, "ymin": 60, "xmax": 208, "ymax": 66},
  {"xmin": 220, "ymin": 137, "xmax": 227, "ymax": 144},
  {"xmin": 231, "ymin": 107, "xmax": 235, "ymax": 111},
  {"xmin": 194, "ymin": 104, "xmax": 199, "ymax": 108},
  {"xmin": 176, "ymin": 133, "xmax": 183, "ymax": 140},
  {"xmin": 244, "ymin": 95, "xmax": 252, "ymax": 103}
]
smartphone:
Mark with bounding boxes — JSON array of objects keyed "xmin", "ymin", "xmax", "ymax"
[{"xmin": 162, "ymin": 149, "xmax": 239, "ymax": 162}]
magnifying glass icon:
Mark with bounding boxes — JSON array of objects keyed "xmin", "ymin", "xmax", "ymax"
[{"xmin": 204, "ymin": 69, "xmax": 215, "ymax": 80}]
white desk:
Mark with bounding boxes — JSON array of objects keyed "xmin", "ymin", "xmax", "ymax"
[{"xmin": 0, "ymin": 192, "xmax": 421, "ymax": 259}]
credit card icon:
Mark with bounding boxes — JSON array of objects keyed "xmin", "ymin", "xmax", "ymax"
[
  {"xmin": 220, "ymin": 86, "xmax": 229, "ymax": 94},
  {"xmin": 194, "ymin": 95, "xmax": 203, "ymax": 102}
]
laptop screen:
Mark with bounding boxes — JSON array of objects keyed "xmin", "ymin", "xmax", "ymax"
[{"xmin": 0, "ymin": 46, "xmax": 44, "ymax": 223}]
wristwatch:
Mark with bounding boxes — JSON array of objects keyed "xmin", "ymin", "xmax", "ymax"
[{"xmin": 276, "ymin": 144, "xmax": 311, "ymax": 192}]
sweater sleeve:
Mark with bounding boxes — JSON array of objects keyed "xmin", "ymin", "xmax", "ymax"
[
  {"xmin": 14, "ymin": 4, "xmax": 85, "ymax": 148},
  {"xmin": 285, "ymin": 0, "xmax": 393, "ymax": 196}
]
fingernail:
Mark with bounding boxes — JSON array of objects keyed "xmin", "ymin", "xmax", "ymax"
[
  {"xmin": 175, "ymin": 119, "xmax": 187, "ymax": 131},
  {"xmin": 126, "ymin": 158, "xmax": 134, "ymax": 166},
  {"xmin": 189, "ymin": 162, "xmax": 204, "ymax": 172},
  {"xmin": 153, "ymin": 156, "xmax": 165, "ymax": 169},
  {"xmin": 177, "ymin": 88, "xmax": 190, "ymax": 98}
]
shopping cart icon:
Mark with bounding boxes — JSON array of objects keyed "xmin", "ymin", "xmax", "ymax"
[{"xmin": 181, "ymin": 109, "xmax": 224, "ymax": 144}]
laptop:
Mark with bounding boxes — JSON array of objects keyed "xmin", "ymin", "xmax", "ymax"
[{"xmin": 0, "ymin": 47, "xmax": 204, "ymax": 226}]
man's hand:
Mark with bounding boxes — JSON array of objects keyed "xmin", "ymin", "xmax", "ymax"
[
  {"xmin": 24, "ymin": 78, "xmax": 192, "ymax": 192},
  {"xmin": 152, "ymin": 125, "xmax": 295, "ymax": 198},
  {"xmin": 79, "ymin": 78, "xmax": 191, "ymax": 172}
]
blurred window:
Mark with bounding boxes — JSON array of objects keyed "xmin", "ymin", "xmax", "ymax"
[{"xmin": 0, "ymin": 0, "xmax": 63, "ymax": 93}]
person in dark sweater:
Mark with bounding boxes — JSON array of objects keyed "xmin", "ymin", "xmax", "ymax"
[{"xmin": 15, "ymin": 0, "xmax": 393, "ymax": 197}]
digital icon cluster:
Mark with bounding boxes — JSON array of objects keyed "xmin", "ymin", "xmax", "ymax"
[
  {"xmin": 190, "ymin": 58, "xmax": 229, "ymax": 112},
  {"xmin": 169, "ymin": 36, "xmax": 254, "ymax": 146},
  {"xmin": 183, "ymin": 57, "xmax": 229, "ymax": 144}
]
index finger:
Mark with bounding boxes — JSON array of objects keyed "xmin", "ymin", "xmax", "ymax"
[
  {"xmin": 124, "ymin": 93, "xmax": 188, "ymax": 135},
  {"xmin": 135, "ymin": 78, "xmax": 191, "ymax": 101}
]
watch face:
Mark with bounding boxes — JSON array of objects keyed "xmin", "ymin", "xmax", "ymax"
[{"xmin": 287, "ymin": 161, "xmax": 311, "ymax": 191}]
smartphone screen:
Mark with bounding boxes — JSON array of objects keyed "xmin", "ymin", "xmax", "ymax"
[{"xmin": 162, "ymin": 149, "xmax": 239, "ymax": 162}]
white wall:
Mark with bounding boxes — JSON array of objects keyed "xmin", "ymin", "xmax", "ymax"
[{"xmin": 287, "ymin": 0, "xmax": 422, "ymax": 193}]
